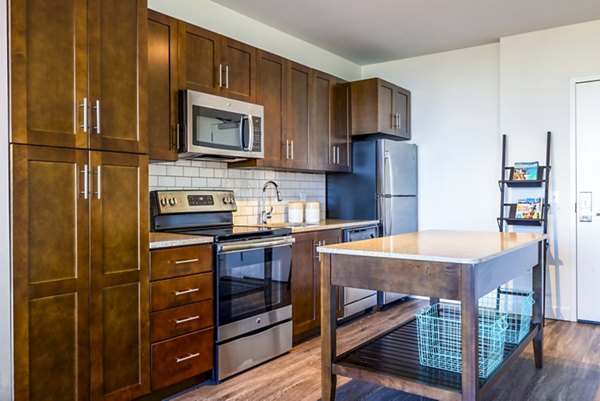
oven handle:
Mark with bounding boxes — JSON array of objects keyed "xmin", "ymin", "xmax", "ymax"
[{"xmin": 218, "ymin": 237, "xmax": 295, "ymax": 253}]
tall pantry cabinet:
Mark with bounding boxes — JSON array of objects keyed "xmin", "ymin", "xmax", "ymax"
[{"xmin": 9, "ymin": 0, "xmax": 149, "ymax": 400}]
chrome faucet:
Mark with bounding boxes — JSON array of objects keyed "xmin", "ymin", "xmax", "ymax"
[{"xmin": 261, "ymin": 180, "xmax": 282, "ymax": 224}]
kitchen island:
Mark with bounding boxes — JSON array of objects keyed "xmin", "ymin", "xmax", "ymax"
[{"xmin": 318, "ymin": 230, "xmax": 546, "ymax": 401}]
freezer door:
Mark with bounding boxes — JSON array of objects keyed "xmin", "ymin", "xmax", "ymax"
[
  {"xmin": 377, "ymin": 140, "xmax": 417, "ymax": 196},
  {"xmin": 380, "ymin": 196, "xmax": 417, "ymax": 236}
]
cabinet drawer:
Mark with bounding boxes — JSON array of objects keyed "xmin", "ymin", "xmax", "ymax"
[
  {"xmin": 151, "ymin": 328, "xmax": 214, "ymax": 390},
  {"xmin": 151, "ymin": 245, "xmax": 212, "ymax": 280},
  {"xmin": 151, "ymin": 273, "xmax": 213, "ymax": 311},
  {"xmin": 151, "ymin": 300, "xmax": 213, "ymax": 342}
]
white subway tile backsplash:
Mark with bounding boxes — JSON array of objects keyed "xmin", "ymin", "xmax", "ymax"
[{"xmin": 149, "ymin": 160, "xmax": 326, "ymax": 224}]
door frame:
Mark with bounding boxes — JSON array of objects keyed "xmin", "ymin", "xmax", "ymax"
[
  {"xmin": 0, "ymin": 0, "xmax": 13, "ymax": 399},
  {"xmin": 569, "ymin": 75, "xmax": 600, "ymax": 322}
]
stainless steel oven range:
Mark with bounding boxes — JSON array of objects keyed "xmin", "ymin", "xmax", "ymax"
[{"xmin": 150, "ymin": 190, "xmax": 294, "ymax": 381}]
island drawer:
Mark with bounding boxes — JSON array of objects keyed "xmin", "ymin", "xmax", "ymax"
[
  {"xmin": 151, "ymin": 300, "xmax": 213, "ymax": 342},
  {"xmin": 151, "ymin": 273, "xmax": 213, "ymax": 311},
  {"xmin": 151, "ymin": 328, "xmax": 214, "ymax": 390},
  {"xmin": 150, "ymin": 245, "xmax": 212, "ymax": 280}
]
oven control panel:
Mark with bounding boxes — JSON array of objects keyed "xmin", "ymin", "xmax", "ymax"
[{"xmin": 151, "ymin": 190, "xmax": 237, "ymax": 214}]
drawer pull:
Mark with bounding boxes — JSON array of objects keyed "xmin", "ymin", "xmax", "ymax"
[
  {"xmin": 174, "ymin": 258, "xmax": 199, "ymax": 265},
  {"xmin": 175, "ymin": 315, "xmax": 200, "ymax": 325},
  {"xmin": 175, "ymin": 352, "xmax": 200, "ymax": 363},
  {"xmin": 174, "ymin": 288, "xmax": 199, "ymax": 296}
]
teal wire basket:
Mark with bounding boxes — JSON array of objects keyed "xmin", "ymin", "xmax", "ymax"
[
  {"xmin": 416, "ymin": 302, "xmax": 508, "ymax": 378},
  {"xmin": 479, "ymin": 289, "xmax": 534, "ymax": 344}
]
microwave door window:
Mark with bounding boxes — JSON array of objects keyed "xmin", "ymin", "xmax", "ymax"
[{"xmin": 192, "ymin": 105, "xmax": 244, "ymax": 151}]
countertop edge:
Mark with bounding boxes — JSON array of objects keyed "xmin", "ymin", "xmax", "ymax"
[{"xmin": 317, "ymin": 233, "xmax": 547, "ymax": 264}]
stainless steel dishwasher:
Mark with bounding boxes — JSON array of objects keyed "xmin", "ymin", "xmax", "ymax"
[{"xmin": 338, "ymin": 225, "xmax": 379, "ymax": 321}]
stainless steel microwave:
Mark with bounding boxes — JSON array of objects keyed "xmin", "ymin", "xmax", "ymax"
[{"xmin": 179, "ymin": 90, "xmax": 264, "ymax": 161}]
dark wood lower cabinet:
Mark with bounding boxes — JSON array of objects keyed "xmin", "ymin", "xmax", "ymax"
[
  {"xmin": 11, "ymin": 144, "xmax": 149, "ymax": 401},
  {"xmin": 291, "ymin": 229, "xmax": 342, "ymax": 343}
]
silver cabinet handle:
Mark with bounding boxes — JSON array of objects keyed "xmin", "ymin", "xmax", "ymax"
[
  {"xmin": 80, "ymin": 164, "xmax": 89, "ymax": 199},
  {"xmin": 285, "ymin": 140, "xmax": 289, "ymax": 160},
  {"xmin": 175, "ymin": 353, "xmax": 200, "ymax": 363},
  {"xmin": 291, "ymin": 140, "xmax": 294, "ymax": 160},
  {"xmin": 175, "ymin": 315, "xmax": 200, "ymax": 325},
  {"xmin": 225, "ymin": 65, "xmax": 229, "ymax": 89},
  {"xmin": 397, "ymin": 113, "xmax": 401, "ymax": 131},
  {"xmin": 174, "ymin": 288, "xmax": 199, "ymax": 296},
  {"xmin": 219, "ymin": 64, "xmax": 223, "ymax": 87},
  {"xmin": 93, "ymin": 166, "xmax": 101, "ymax": 199},
  {"xmin": 336, "ymin": 146, "xmax": 340, "ymax": 164},
  {"xmin": 80, "ymin": 98, "xmax": 88, "ymax": 133},
  {"xmin": 93, "ymin": 100, "xmax": 101, "ymax": 134},
  {"xmin": 174, "ymin": 258, "xmax": 199, "ymax": 265}
]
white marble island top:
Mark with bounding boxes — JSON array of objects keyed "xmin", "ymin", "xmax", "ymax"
[{"xmin": 317, "ymin": 230, "xmax": 547, "ymax": 264}]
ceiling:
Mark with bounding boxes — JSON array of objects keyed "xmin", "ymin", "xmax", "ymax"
[{"xmin": 212, "ymin": 0, "xmax": 600, "ymax": 65}]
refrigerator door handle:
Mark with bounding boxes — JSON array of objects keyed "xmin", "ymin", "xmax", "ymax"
[{"xmin": 384, "ymin": 150, "xmax": 392, "ymax": 195}]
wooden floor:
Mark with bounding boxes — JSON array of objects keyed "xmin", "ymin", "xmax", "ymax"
[{"xmin": 171, "ymin": 299, "xmax": 600, "ymax": 401}]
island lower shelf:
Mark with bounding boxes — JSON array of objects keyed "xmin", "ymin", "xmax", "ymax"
[{"xmin": 333, "ymin": 317, "xmax": 540, "ymax": 400}]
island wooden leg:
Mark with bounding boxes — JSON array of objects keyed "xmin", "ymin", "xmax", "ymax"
[
  {"xmin": 532, "ymin": 241, "xmax": 545, "ymax": 369},
  {"xmin": 461, "ymin": 264, "xmax": 479, "ymax": 401},
  {"xmin": 321, "ymin": 253, "xmax": 337, "ymax": 401}
]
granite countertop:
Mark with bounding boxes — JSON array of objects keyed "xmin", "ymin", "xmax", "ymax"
[
  {"xmin": 255, "ymin": 219, "xmax": 379, "ymax": 233},
  {"xmin": 317, "ymin": 230, "xmax": 547, "ymax": 264},
  {"xmin": 149, "ymin": 232, "xmax": 213, "ymax": 250}
]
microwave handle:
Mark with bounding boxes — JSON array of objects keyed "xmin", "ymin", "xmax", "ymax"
[
  {"xmin": 239, "ymin": 115, "xmax": 248, "ymax": 151},
  {"xmin": 248, "ymin": 114, "xmax": 254, "ymax": 152}
]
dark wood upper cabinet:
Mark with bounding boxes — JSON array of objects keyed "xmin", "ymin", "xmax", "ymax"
[
  {"xmin": 330, "ymin": 80, "xmax": 351, "ymax": 172},
  {"xmin": 285, "ymin": 61, "xmax": 312, "ymax": 169},
  {"xmin": 220, "ymin": 37, "xmax": 256, "ymax": 102},
  {"xmin": 10, "ymin": 0, "xmax": 89, "ymax": 149},
  {"xmin": 10, "ymin": 0, "xmax": 147, "ymax": 153},
  {"xmin": 179, "ymin": 22, "xmax": 255, "ymax": 102},
  {"xmin": 148, "ymin": 10, "xmax": 179, "ymax": 161},
  {"xmin": 351, "ymin": 77, "xmax": 411, "ymax": 140},
  {"xmin": 311, "ymin": 70, "xmax": 334, "ymax": 171}
]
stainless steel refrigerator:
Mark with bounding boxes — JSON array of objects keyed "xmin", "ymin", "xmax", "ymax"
[{"xmin": 326, "ymin": 139, "xmax": 417, "ymax": 305}]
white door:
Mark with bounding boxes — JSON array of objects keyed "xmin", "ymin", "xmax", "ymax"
[{"xmin": 576, "ymin": 79, "xmax": 600, "ymax": 323}]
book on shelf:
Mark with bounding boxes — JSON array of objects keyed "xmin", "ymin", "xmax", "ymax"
[
  {"xmin": 515, "ymin": 198, "xmax": 542, "ymax": 219},
  {"xmin": 511, "ymin": 161, "xmax": 539, "ymax": 180}
]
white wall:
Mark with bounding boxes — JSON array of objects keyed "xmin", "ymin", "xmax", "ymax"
[
  {"xmin": 362, "ymin": 20, "xmax": 600, "ymax": 321},
  {"xmin": 362, "ymin": 44, "xmax": 501, "ymax": 232},
  {"xmin": 0, "ymin": 0, "xmax": 13, "ymax": 398},
  {"xmin": 147, "ymin": 0, "xmax": 361, "ymax": 81},
  {"xmin": 500, "ymin": 20, "xmax": 600, "ymax": 320}
]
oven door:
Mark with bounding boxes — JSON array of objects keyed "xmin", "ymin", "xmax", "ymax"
[{"xmin": 216, "ymin": 237, "xmax": 294, "ymax": 329}]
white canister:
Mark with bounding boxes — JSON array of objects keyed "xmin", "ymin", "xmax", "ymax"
[
  {"xmin": 305, "ymin": 202, "xmax": 320, "ymax": 224},
  {"xmin": 287, "ymin": 202, "xmax": 304, "ymax": 224}
]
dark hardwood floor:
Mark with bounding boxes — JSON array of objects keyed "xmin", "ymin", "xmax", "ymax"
[{"xmin": 171, "ymin": 299, "xmax": 600, "ymax": 401}]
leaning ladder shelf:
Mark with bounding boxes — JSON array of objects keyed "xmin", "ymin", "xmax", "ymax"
[
  {"xmin": 497, "ymin": 132, "xmax": 552, "ymax": 233},
  {"xmin": 496, "ymin": 132, "xmax": 551, "ymax": 325}
]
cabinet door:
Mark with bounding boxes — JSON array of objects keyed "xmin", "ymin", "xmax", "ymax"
[
  {"xmin": 221, "ymin": 37, "xmax": 256, "ymax": 102},
  {"xmin": 256, "ymin": 50, "xmax": 286, "ymax": 166},
  {"xmin": 394, "ymin": 86, "xmax": 411, "ymax": 140},
  {"xmin": 10, "ymin": 0, "xmax": 89, "ymax": 149},
  {"xmin": 291, "ymin": 232, "xmax": 319, "ymax": 342},
  {"xmin": 179, "ymin": 22, "xmax": 220, "ymax": 96},
  {"xmin": 12, "ymin": 145, "xmax": 90, "ymax": 401},
  {"xmin": 286, "ymin": 62, "xmax": 312, "ymax": 169},
  {"xmin": 148, "ymin": 11, "xmax": 179, "ymax": 161},
  {"xmin": 330, "ymin": 80, "xmax": 351, "ymax": 172},
  {"xmin": 90, "ymin": 151, "xmax": 149, "ymax": 400},
  {"xmin": 311, "ymin": 70, "xmax": 334, "ymax": 171},
  {"xmin": 88, "ymin": 0, "xmax": 147, "ymax": 154},
  {"xmin": 377, "ymin": 79, "xmax": 396, "ymax": 135}
]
